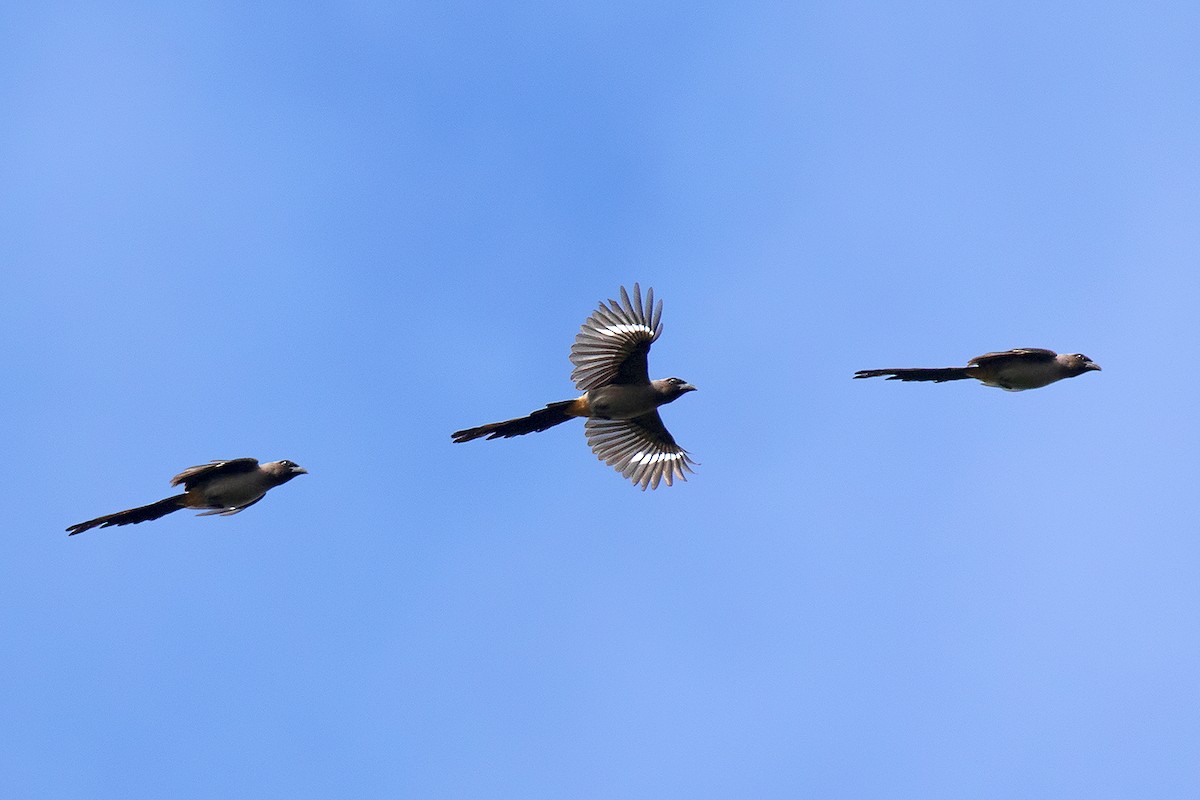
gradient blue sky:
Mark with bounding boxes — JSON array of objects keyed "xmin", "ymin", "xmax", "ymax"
[{"xmin": 4, "ymin": 2, "xmax": 1199, "ymax": 797}]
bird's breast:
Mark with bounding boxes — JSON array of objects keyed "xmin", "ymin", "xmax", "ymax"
[
  {"xmin": 585, "ymin": 385, "xmax": 660, "ymax": 419},
  {"xmin": 190, "ymin": 473, "xmax": 269, "ymax": 508},
  {"xmin": 981, "ymin": 361, "xmax": 1064, "ymax": 391}
]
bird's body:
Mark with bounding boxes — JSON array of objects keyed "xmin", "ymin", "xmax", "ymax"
[
  {"xmin": 176, "ymin": 462, "xmax": 294, "ymax": 511},
  {"xmin": 854, "ymin": 348, "xmax": 1100, "ymax": 391},
  {"xmin": 452, "ymin": 284, "xmax": 697, "ymax": 489},
  {"xmin": 66, "ymin": 458, "xmax": 306, "ymax": 535},
  {"xmin": 585, "ymin": 381, "xmax": 672, "ymax": 419}
]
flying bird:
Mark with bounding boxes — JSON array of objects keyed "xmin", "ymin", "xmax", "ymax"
[
  {"xmin": 452, "ymin": 283, "xmax": 697, "ymax": 489},
  {"xmin": 66, "ymin": 458, "xmax": 307, "ymax": 535},
  {"xmin": 854, "ymin": 348, "xmax": 1101, "ymax": 391}
]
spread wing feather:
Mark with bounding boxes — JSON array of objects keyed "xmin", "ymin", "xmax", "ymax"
[
  {"xmin": 570, "ymin": 283, "xmax": 663, "ymax": 390},
  {"xmin": 584, "ymin": 412, "xmax": 696, "ymax": 490}
]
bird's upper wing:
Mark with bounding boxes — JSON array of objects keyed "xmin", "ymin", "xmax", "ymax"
[
  {"xmin": 570, "ymin": 283, "xmax": 663, "ymax": 390},
  {"xmin": 170, "ymin": 458, "xmax": 260, "ymax": 489},
  {"xmin": 969, "ymin": 348, "xmax": 1058, "ymax": 367},
  {"xmin": 584, "ymin": 411, "xmax": 696, "ymax": 490}
]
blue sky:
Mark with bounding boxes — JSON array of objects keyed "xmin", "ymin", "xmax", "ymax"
[{"xmin": 3, "ymin": 1, "xmax": 1199, "ymax": 797}]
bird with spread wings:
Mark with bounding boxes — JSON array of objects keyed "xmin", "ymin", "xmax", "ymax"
[{"xmin": 453, "ymin": 284, "xmax": 697, "ymax": 490}]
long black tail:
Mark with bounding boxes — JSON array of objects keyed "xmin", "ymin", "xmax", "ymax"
[
  {"xmin": 452, "ymin": 400, "xmax": 580, "ymax": 443},
  {"xmin": 67, "ymin": 494, "xmax": 187, "ymax": 536},
  {"xmin": 853, "ymin": 367, "xmax": 973, "ymax": 383}
]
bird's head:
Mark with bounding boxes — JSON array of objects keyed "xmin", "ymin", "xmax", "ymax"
[
  {"xmin": 654, "ymin": 376, "xmax": 697, "ymax": 403},
  {"xmin": 1061, "ymin": 353, "xmax": 1101, "ymax": 375},
  {"xmin": 266, "ymin": 460, "xmax": 308, "ymax": 483}
]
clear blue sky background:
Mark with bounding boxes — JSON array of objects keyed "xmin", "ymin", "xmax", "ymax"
[{"xmin": 3, "ymin": 2, "xmax": 1198, "ymax": 797}]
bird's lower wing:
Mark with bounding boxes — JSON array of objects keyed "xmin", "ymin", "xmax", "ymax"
[
  {"xmin": 584, "ymin": 412, "xmax": 696, "ymax": 490},
  {"xmin": 195, "ymin": 495, "xmax": 265, "ymax": 517}
]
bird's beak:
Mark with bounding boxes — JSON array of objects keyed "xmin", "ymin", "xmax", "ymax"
[
  {"xmin": 1086, "ymin": 363, "xmax": 1102, "ymax": 372},
  {"xmin": 681, "ymin": 383, "xmax": 697, "ymax": 393},
  {"xmin": 292, "ymin": 466, "xmax": 309, "ymax": 475}
]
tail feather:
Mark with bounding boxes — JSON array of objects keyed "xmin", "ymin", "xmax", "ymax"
[
  {"xmin": 67, "ymin": 494, "xmax": 187, "ymax": 536},
  {"xmin": 452, "ymin": 400, "xmax": 580, "ymax": 443},
  {"xmin": 854, "ymin": 367, "xmax": 973, "ymax": 383}
]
